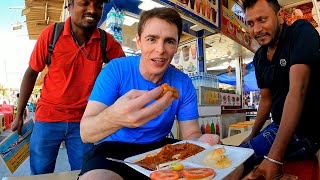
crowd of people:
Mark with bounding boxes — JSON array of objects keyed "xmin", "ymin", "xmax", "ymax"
[{"xmin": 10, "ymin": 0, "xmax": 319, "ymax": 179}]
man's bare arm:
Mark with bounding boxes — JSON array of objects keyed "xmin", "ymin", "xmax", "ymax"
[
  {"xmin": 11, "ymin": 66, "xmax": 39, "ymax": 134},
  {"xmin": 268, "ymin": 64, "xmax": 310, "ymax": 161}
]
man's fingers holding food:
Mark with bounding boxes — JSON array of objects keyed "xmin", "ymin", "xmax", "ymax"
[{"xmin": 157, "ymin": 83, "xmax": 179, "ymax": 100}]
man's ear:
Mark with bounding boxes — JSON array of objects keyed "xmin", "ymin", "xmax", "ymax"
[
  {"xmin": 135, "ymin": 34, "xmax": 141, "ymax": 50},
  {"xmin": 278, "ymin": 9, "xmax": 285, "ymax": 24}
]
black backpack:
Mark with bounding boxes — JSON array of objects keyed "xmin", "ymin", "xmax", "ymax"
[{"xmin": 47, "ymin": 22, "xmax": 108, "ymax": 66}]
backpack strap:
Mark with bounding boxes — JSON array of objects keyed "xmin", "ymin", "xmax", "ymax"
[
  {"xmin": 48, "ymin": 23, "xmax": 108, "ymax": 65},
  {"xmin": 98, "ymin": 28, "xmax": 109, "ymax": 64},
  {"xmin": 47, "ymin": 22, "xmax": 64, "ymax": 66}
]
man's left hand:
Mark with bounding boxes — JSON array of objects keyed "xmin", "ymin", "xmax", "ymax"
[
  {"xmin": 242, "ymin": 159, "xmax": 298, "ymax": 180},
  {"xmin": 197, "ymin": 134, "xmax": 220, "ymax": 146}
]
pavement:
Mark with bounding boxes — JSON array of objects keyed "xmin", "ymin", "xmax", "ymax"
[
  {"xmin": 0, "ymin": 147, "xmax": 70, "ymax": 179},
  {"xmin": 0, "ymin": 113, "xmax": 71, "ymax": 179}
]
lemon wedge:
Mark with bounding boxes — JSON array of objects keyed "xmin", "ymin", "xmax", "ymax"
[{"xmin": 171, "ymin": 163, "xmax": 184, "ymax": 171}]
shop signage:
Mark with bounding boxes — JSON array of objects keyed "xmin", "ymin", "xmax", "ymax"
[
  {"xmin": 220, "ymin": 0, "xmax": 259, "ymax": 52},
  {"xmin": 231, "ymin": 3, "xmax": 248, "ymax": 30},
  {"xmin": 165, "ymin": 0, "xmax": 220, "ymax": 29},
  {"xmin": 220, "ymin": 92, "xmax": 241, "ymax": 106}
]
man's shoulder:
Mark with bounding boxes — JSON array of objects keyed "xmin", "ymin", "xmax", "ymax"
[
  {"xmin": 107, "ymin": 56, "xmax": 139, "ymax": 68},
  {"xmin": 288, "ymin": 19, "xmax": 316, "ymax": 33},
  {"xmin": 253, "ymin": 47, "xmax": 264, "ymax": 61},
  {"xmin": 111, "ymin": 56, "xmax": 138, "ymax": 63},
  {"xmin": 168, "ymin": 66, "xmax": 189, "ymax": 78},
  {"xmin": 38, "ymin": 23, "xmax": 55, "ymax": 39}
]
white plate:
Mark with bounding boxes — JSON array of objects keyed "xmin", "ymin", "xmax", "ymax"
[{"xmin": 124, "ymin": 140, "xmax": 254, "ymax": 179}]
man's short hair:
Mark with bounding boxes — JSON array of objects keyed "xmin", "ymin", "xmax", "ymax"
[
  {"xmin": 243, "ymin": 0, "xmax": 281, "ymax": 13},
  {"xmin": 68, "ymin": 0, "xmax": 110, "ymax": 6},
  {"xmin": 138, "ymin": 7, "xmax": 183, "ymax": 42}
]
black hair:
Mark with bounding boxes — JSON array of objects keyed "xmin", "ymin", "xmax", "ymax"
[
  {"xmin": 67, "ymin": 0, "xmax": 109, "ymax": 8},
  {"xmin": 243, "ymin": 0, "xmax": 280, "ymax": 13},
  {"xmin": 138, "ymin": 7, "xmax": 183, "ymax": 42}
]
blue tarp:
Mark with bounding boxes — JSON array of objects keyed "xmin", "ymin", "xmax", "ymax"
[{"xmin": 218, "ymin": 62, "xmax": 259, "ymax": 92}]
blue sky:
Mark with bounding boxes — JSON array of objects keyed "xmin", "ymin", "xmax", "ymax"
[
  {"xmin": 0, "ymin": 0, "xmax": 27, "ymax": 34},
  {"xmin": 0, "ymin": 0, "xmax": 36, "ymax": 88}
]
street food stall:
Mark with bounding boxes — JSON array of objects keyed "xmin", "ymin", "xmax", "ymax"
[{"xmin": 3, "ymin": 0, "xmax": 318, "ymax": 179}]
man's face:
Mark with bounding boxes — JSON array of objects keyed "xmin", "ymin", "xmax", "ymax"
[
  {"xmin": 68, "ymin": 0, "xmax": 103, "ymax": 30},
  {"xmin": 245, "ymin": 0, "xmax": 283, "ymax": 46},
  {"xmin": 136, "ymin": 17, "xmax": 179, "ymax": 78}
]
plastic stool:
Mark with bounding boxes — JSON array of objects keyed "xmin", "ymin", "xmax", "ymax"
[
  {"xmin": 283, "ymin": 157, "xmax": 319, "ymax": 180},
  {"xmin": 228, "ymin": 124, "xmax": 248, "ymax": 137},
  {"xmin": 0, "ymin": 114, "xmax": 4, "ymax": 133},
  {"xmin": 4, "ymin": 113, "xmax": 14, "ymax": 130},
  {"xmin": 236, "ymin": 121, "xmax": 255, "ymax": 125},
  {"xmin": 236, "ymin": 121, "xmax": 255, "ymax": 130}
]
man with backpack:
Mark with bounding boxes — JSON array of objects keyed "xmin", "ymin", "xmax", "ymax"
[{"xmin": 11, "ymin": 0, "xmax": 125, "ymax": 175}]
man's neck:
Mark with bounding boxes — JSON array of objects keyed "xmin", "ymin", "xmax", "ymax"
[
  {"xmin": 70, "ymin": 23, "xmax": 94, "ymax": 45},
  {"xmin": 268, "ymin": 22, "xmax": 284, "ymax": 47}
]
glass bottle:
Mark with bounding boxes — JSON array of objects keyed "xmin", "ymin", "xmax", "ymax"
[
  {"xmin": 205, "ymin": 120, "xmax": 211, "ymax": 134},
  {"xmin": 200, "ymin": 120, "xmax": 205, "ymax": 134},
  {"xmin": 215, "ymin": 119, "xmax": 220, "ymax": 136},
  {"xmin": 210, "ymin": 119, "xmax": 215, "ymax": 134}
]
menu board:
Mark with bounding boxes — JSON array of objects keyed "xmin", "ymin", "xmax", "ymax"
[
  {"xmin": 220, "ymin": 92, "xmax": 241, "ymax": 106},
  {"xmin": 172, "ymin": 41, "xmax": 198, "ymax": 73},
  {"xmin": 166, "ymin": 0, "xmax": 219, "ymax": 28}
]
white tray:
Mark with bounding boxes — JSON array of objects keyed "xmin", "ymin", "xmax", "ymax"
[{"xmin": 124, "ymin": 140, "xmax": 254, "ymax": 180}]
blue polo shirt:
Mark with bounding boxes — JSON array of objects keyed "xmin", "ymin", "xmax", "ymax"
[
  {"xmin": 253, "ymin": 19, "xmax": 320, "ymax": 139},
  {"xmin": 89, "ymin": 56, "xmax": 199, "ymax": 144}
]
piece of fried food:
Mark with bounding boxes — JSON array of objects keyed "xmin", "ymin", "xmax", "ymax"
[
  {"xmin": 157, "ymin": 83, "xmax": 179, "ymax": 99},
  {"xmin": 203, "ymin": 147, "xmax": 232, "ymax": 168}
]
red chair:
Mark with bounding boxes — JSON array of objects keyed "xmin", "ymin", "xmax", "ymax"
[
  {"xmin": 0, "ymin": 114, "xmax": 5, "ymax": 133},
  {"xmin": 4, "ymin": 113, "xmax": 13, "ymax": 130},
  {"xmin": 0, "ymin": 104, "xmax": 14, "ymax": 114},
  {"xmin": 283, "ymin": 156, "xmax": 319, "ymax": 180}
]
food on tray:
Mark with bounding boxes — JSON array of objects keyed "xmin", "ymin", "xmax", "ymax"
[
  {"xmin": 136, "ymin": 142, "xmax": 205, "ymax": 170},
  {"xmin": 181, "ymin": 168, "xmax": 216, "ymax": 180},
  {"xmin": 203, "ymin": 147, "xmax": 232, "ymax": 168},
  {"xmin": 150, "ymin": 170, "xmax": 180, "ymax": 180},
  {"xmin": 150, "ymin": 168, "xmax": 216, "ymax": 180},
  {"xmin": 157, "ymin": 83, "xmax": 179, "ymax": 100},
  {"xmin": 171, "ymin": 163, "xmax": 184, "ymax": 171},
  {"xmin": 158, "ymin": 159, "xmax": 182, "ymax": 170}
]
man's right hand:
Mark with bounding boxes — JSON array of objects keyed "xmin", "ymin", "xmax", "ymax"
[
  {"xmin": 106, "ymin": 86, "xmax": 175, "ymax": 128},
  {"xmin": 11, "ymin": 117, "xmax": 24, "ymax": 135},
  {"xmin": 80, "ymin": 86, "xmax": 176, "ymax": 143}
]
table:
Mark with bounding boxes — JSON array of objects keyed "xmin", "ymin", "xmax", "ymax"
[
  {"xmin": 221, "ymin": 130, "xmax": 251, "ymax": 146},
  {"xmin": 2, "ymin": 170, "xmax": 80, "ymax": 180}
]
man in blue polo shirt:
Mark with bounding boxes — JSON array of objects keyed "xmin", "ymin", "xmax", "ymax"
[
  {"xmin": 240, "ymin": 0, "xmax": 320, "ymax": 179},
  {"xmin": 78, "ymin": 7, "xmax": 220, "ymax": 180}
]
